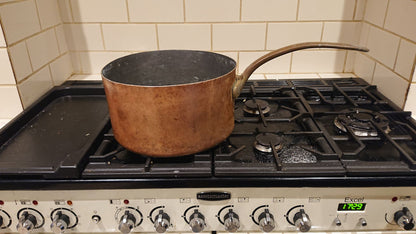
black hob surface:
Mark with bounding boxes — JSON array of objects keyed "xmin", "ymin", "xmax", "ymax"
[{"xmin": 1, "ymin": 78, "xmax": 416, "ymax": 185}]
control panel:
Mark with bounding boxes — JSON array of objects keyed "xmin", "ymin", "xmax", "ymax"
[{"xmin": 0, "ymin": 187, "xmax": 415, "ymax": 233}]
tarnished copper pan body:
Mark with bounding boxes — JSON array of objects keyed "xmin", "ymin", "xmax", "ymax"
[
  {"xmin": 102, "ymin": 42, "xmax": 369, "ymax": 157},
  {"xmin": 103, "ymin": 66, "xmax": 236, "ymax": 157}
]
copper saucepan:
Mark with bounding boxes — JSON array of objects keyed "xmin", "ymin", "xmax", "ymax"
[{"xmin": 102, "ymin": 42, "xmax": 368, "ymax": 157}]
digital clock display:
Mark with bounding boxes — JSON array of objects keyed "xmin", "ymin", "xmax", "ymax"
[{"xmin": 337, "ymin": 203, "xmax": 366, "ymax": 211}]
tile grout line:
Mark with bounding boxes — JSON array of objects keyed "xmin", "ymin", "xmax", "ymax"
[
  {"xmin": 125, "ymin": 0, "xmax": 130, "ymax": 22},
  {"xmin": 183, "ymin": 0, "xmax": 186, "ymax": 22},
  {"xmin": 210, "ymin": 24, "xmax": 213, "ymax": 51},
  {"xmin": 264, "ymin": 23, "xmax": 268, "ymax": 50},
  {"xmin": 382, "ymin": 0, "xmax": 390, "ymax": 28},
  {"xmin": 155, "ymin": 24, "xmax": 160, "ymax": 50},
  {"xmin": 24, "ymin": 40, "xmax": 35, "ymax": 72},
  {"xmin": 392, "ymin": 39, "xmax": 401, "ymax": 72},
  {"xmin": 47, "ymin": 63, "xmax": 55, "ymax": 86},
  {"xmin": 53, "ymin": 24, "xmax": 61, "ymax": 55},
  {"xmin": 239, "ymin": 0, "xmax": 242, "ymax": 21},
  {"xmin": 352, "ymin": 0, "xmax": 358, "ymax": 20},
  {"xmin": 296, "ymin": 0, "xmax": 300, "ymax": 21},
  {"xmin": 342, "ymin": 51, "xmax": 349, "ymax": 73},
  {"xmin": 33, "ymin": 0, "xmax": 43, "ymax": 30},
  {"xmin": 60, "ymin": 19, "xmax": 364, "ymax": 25},
  {"xmin": 99, "ymin": 23, "xmax": 106, "ymax": 50},
  {"xmin": 68, "ymin": 0, "xmax": 75, "ymax": 22}
]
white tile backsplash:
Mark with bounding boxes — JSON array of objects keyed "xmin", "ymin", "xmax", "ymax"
[
  {"xmin": 49, "ymin": 53, "xmax": 73, "ymax": 85},
  {"xmin": 266, "ymin": 73, "xmax": 320, "ymax": 79},
  {"xmin": 0, "ymin": 48, "xmax": 16, "ymax": 84},
  {"xmin": 26, "ymin": 28, "xmax": 60, "ymax": 70},
  {"xmin": 8, "ymin": 41, "xmax": 33, "ymax": 82},
  {"xmin": 291, "ymin": 50, "xmax": 346, "ymax": 73},
  {"xmin": 185, "ymin": 0, "xmax": 240, "ymax": 22},
  {"xmin": 241, "ymin": 0, "xmax": 297, "ymax": 21},
  {"xmin": 128, "ymin": 0, "xmax": 184, "ymax": 22},
  {"xmin": 238, "ymin": 51, "xmax": 291, "ymax": 74},
  {"xmin": 344, "ymin": 51, "xmax": 355, "ymax": 72},
  {"xmin": 57, "ymin": 0, "xmax": 72, "ymax": 22},
  {"xmin": 0, "ymin": 86, "xmax": 23, "ymax": 118},
  {"xmin": 79, "ymin": 51, "xmax": 129, "ymax": 74},
  {"xmin": 267, "ymin": 22, "xmax": 322, "ymax": 50},
  {"xmin": 55, "ymin": 24, "xmax": 68, "ymax": 54},
  {"xmin": 353, "ymin": 53, "xmax": 375, "ymax": 84},
  {"xmin": 366, "ymin": 26, "xmax": 400, "ymax": 69},
  {"xmin": 0, "ymin": 0, "xmax": 40, "ymax": 44},
  {"xmin": 0, "ymin": 25, "xmax": 6, "ymax": 47},
  {"xmin": 18, "ymin": 66, "xmax": 53, "ymax": 108},
  {"xmin": 158, "ymin": 24, "xmax": 210, "ymax": 50},
  {"xmin": 298, "ymin": 0, "xmax": 355, "ymax": 21},
  {"xmin": 322, "ymin": 22, "xmax": 361, "ymax": 44},
  {"xmin": 395, "ymin": 40, "xmax": 416, "ymax": 80},
  {"xmin": 102, "ymin": 24, "xmax": 157, "ymax": 51},
  {"xmin": 71, "ymin": 0, "xmax": 128, "ymax": 22},
  {"xmin": 354, "ymin": 0, "xmax": 366, "ymax": 20},
  {"xmin": 64, "ymin": 24, "xmax": 104, "ymax": 51},
  {"xmin": 358, "ymin": 22, "xmax": 370, "ymax": 46},
  {"xmin": 318, "ymin": 72, "xmax": 356, "ymax": 78},
  {"xmin": 213, "ymin": 23, "xmax": 266, "ymax": 51},
  {"xmin": 373, "ymin": 63, "xmax": 409, "ymax": 107},
  {"xmin": 364, "ymin": 0, "xmax": 388, "ymax": 27},
  {"xmin": 384, "ymin": 0, "xmax": 416, "ymax": 42},
  {"xmin": 70, "ymin": 52, "xmax": 81, "ymax": 73},
  {"xmin": 0, "ymin": 0, "xmax": 413, "ymax": 115},
  {"xmin": 36, "ymin": 0, "xmax": 62, "ymax": 29}
]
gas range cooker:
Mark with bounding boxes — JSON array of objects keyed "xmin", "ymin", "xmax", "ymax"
[{"xmin": 1, "ymin": 78, "xmax": 416, "ymax": 233}]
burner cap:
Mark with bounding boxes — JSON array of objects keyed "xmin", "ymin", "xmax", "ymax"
[
  {"xmin": 351, "ymin": 112, "xmax": 373, "ymax": 122},
  {"xmin": 334, "ymin": 108, "xmax": 391, "ymax": 137},
  {"xmin": 243, "ymin": 99, "xmax": 271, "ymax": 115},
  {"xmin": 254, "ymin": 133, "xmax": 283, "ymax": 153}
]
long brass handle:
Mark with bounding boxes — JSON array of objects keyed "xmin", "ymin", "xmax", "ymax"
[{"xmin": 232, "ymin": 42, "xmax": 369, "ymax": 99}]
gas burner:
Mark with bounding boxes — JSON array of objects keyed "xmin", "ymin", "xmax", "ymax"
[
  {"xmin": 254, "ymin": 133, "xmax": 283, "ymax": 153},
  {"xmin": 243, "ymin": 99, "xmax": 271, "ymax": 115},
  {"xmin": 334, "ymin": 108, "xmax": 391, "ymax": 137}
]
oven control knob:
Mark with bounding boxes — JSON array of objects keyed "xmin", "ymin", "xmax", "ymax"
[
  {"xmin": 118, "ymin": 210, "xmax": 136, "ymax": 234},
  {"xmin": 51, "ymin": 211, "xmax": 69, "ymax": 233},
  {"xmin": 188, "ymin": 209, "xmax": 205, "ymax": 233},
  {"xmin": 394, "ymin": 207, "xmax": 415, "ymax": 230},
  {"xmin": 51, "ymin": 211, "xmax": 70, "ymax": 233},
  {"xmin": 0, "ymin": 215, "xmax": 3, "ymax": 227},
  {"xmin": 153, "ymin": 210, "xmax": 170, "ymax": 233},
  {"xmin": 223, "ymin": 209, "xmax": 240, "ymax": 232},
  {"xmin": 258, "ymin": 209, "xmax": 275, "ymax": 232},
  {"xmin": 17, "ymin": 212, "xmax": 37, "ymax": 234},
  {"xmin": 293, "ymin": 209, "xmax": 311, "ymax": 232}
]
